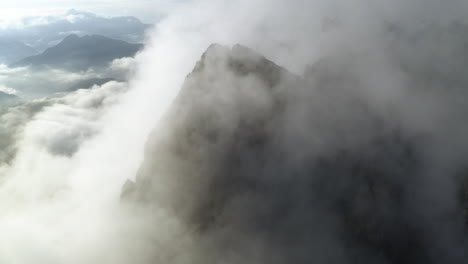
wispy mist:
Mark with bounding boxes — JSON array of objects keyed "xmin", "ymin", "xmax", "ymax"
[{"xmin": 1, "ymin": 0, "xmax": 468, "ymax": 263}]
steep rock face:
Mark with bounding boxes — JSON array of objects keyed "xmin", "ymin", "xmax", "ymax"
[{"xmin": 126, "ymin": 44, "xmax": 468, "ymax": 263}]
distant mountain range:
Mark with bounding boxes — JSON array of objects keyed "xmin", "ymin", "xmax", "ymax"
[
  {"xmin": 0, "ymin": 9, "xmax": 152, "ymax": 53},
  {"xmin": 0, "ymin": 38, "xmax": 38, "ymax": 64},
  {"xmin": 12, "ymin": 34, "xmax": 143, "ymax": 71},
  {"xmin": 0, "ymin": 91, "xmax": 19, "ymax": 107}
]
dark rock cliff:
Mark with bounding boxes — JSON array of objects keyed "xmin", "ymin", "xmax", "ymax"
[{"xmin": 123, "ymin": 43, "xmax": 468, "ymax": 263}]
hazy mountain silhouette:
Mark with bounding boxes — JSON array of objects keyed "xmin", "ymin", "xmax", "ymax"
[
  {"xmin": 0, "ymin": 9, "xmax": 151, "ymax": 52},
  {"xmin": 0, "ymin": 38, "xmax": 37, "ymax": 64},
  {"xmin": 0, "ymin": 91, "xmax": 19, "ymax": 107},
  {"xmin": 12, "ymin": 34, "xmax": 143, "ymax": 71}
]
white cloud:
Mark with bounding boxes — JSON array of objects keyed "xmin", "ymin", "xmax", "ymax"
[
  {"xmin": 0, "ymin": 57, "xmax": 136, "ymax": 99},
  {"xmin": 0, "ymin": 85, "xmax": 18, "ymax": 95}
]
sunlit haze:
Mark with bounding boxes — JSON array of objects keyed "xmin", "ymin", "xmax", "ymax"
[
  {"xmin": 2, "ymin": 1, "xmax": 468, "ymax": 263},
  {"xmin": 0, "ymin": 0, "xmax": 183, "ymax": 24}
]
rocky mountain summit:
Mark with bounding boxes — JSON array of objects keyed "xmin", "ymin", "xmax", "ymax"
[{"xmin": 123, "ymin": 42, "xmax": 468, "ymax": 263}]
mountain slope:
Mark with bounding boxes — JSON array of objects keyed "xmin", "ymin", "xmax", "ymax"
[
  {"xmin": 0, "ymin": 38, "xmax": 37, "ymax": 64},
  {"xmin": 123, "ymin": 43, "xmax": 468, "ymax": 263},
  {"xmin": 12, "ymin": 34, "xmax": 143, "ymax": 70}
]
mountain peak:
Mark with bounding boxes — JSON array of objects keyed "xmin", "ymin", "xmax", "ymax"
[
  {"xmin": 63, "ymin": 34, "xmax": 80, "ymax": 42},
  {"xmin": 200, "ymin": 43, "xmax": 263, "ymax": 62},
  {"xmin": 65, "ymin": 9, "xmax": 96, "ymax": 17},
  {"xmin": 191, "ymin": 44, "xmax": 293, "ymax": 88}
]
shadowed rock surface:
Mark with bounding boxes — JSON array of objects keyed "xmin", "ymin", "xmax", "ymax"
[{"xmin": 125, "ymin": 40, "xmax": 468, "ymax": 263}]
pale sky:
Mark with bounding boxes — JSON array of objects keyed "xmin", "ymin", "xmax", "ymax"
[{"xmin": 0, "ymin": 0, "xmax": 186, "ymax": 23}]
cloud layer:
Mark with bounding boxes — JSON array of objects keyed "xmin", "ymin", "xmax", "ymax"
[
  {"xmin": 1, "ymin": 0, "xmax": 468, "ymax": 263},
  {"xmin": 0, "ymin": 56, "xmax": 136, "ymax": 100}
]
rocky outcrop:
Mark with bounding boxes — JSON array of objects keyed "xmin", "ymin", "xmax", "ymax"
[{"xmin": 124, "ymin": 44, "xmax": 468, "ymax": 263}]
